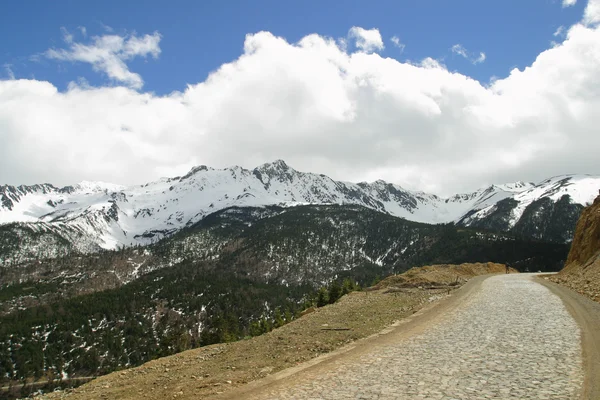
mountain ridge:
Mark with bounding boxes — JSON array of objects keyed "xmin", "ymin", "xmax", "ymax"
[{"xmin": 1, "ymin": 161, "xmax": 598, "ymax": 258}]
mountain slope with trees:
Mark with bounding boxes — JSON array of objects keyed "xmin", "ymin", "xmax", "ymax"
[{"xmin": 0, "ymin": 205, "xmax": 570, "ymax": 392}]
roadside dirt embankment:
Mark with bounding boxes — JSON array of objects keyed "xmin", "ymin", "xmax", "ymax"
[
  {"xmin": 374, "ymin": 262, "xmax": 516, "ymax": 290},
  {"xmin": 552, "ymin": 194, "xmax": 600, "ymax": 302}
]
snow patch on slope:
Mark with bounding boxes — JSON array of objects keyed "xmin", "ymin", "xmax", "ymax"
[
  {"xmin": 1, "ymin": 162, "xmax": 599, "ymax": 251},
  {"xmin": 463, "ymin": 175, "xmax": 600, "ymax": 229}
]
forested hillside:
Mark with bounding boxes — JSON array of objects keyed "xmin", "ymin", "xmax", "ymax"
[{"xmin": 0, "ymin": 205, "xmax": 570, "ymax": 392}]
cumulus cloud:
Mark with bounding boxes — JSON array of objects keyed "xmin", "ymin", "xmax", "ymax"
[
  {"xmin": 451, "ymin": 44, "xmax": 486, "ymax": 65},
  {"xmin": 390, "ymin": 36, "xmax": 406, "ymax": 52},
  {"xmin": 348, "ymin": 27, "xmax": 384, "ymax": 53},
  {"xmin": 563, "ymin": 0, "xmax": 577, "ymax": 6},
  {"xmin": 1, "ymin": 17, "xmax": 600, "ymax": 195},
  {"xmin": 45, "ymin": 31, "xmax": 161, "ymax": 89},
  {"xmin": 584, "ymin": 0, "xmax": 600, "ymax": 25}
]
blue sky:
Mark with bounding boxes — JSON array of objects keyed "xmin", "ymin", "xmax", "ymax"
[
  {"xmin": 1, "ymin": 0, "xmax": 585, "ymax": 94},
  {"xmin": 1, "ymin": 0, "xmax": 599, "ymax": 194}
]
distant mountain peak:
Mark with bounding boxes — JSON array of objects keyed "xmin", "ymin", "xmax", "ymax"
[
  {"xmin": 256, "ymin": 159, "xmax": 292, "ymax": 172},
  {"xmin": 490, "ymin": 181, "xmax": 535, "ymax": 193},
  {"xmin": 180, "ymin": 165, "xmax": 211, "ymax": 181},
  {"xmin": 1, "ymin": 163, "xmax": 599, "ymax": 251},
  {"xmin": 73, "ymin": 181, "xmax": 126, "ymax": 194}
]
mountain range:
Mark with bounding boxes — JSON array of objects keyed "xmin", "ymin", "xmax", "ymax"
[
  {"xmin": 1, "ymin": 160, "xmax": 595, "ymax": 389},
  {"xmin": 1, "ymin": 160, "xmax": 598, "ymax": 266}
]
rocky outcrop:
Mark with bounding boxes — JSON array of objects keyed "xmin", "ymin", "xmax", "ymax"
[{"xmin": 552, "ymin": 192, "xmax": 600, "ymax": 302}]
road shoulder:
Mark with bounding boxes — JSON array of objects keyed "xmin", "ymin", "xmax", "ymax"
[{"xmin": 536, "ymin": 276, "xmax": 600, "ymax": 400}]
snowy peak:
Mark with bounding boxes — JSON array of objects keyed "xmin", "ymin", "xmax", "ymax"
[
  {"xmin": 493, "ymin": 181, "xmax": 535, "ymax": 192},
  {"xmin": 458, "ymin": 174, "xmax": 600, "ymax": 242},
  {"xmin": 72, "ymin": 181, "xmax": 127, "ymax": 194},
  {"xmin": 1, "ymin": 183, "xmax": 58, "ymax": 212},
  {"xmin": 179, "ymin": 165, "xmax": 212, "ymax": 181},
  {"xmin": 252, "ymin": 160, "xmax": 298, "ymax": 188},
  {"xmin": 1, "ymin": 162, "xmax": 599, "ymax": 251},
  {"xmin": 256, "ymin": 159, "xmax": 291, "ymax": 173},
  {"xmin": 515, "ymin": 175, "xmax": 599, "ymax": 205}
]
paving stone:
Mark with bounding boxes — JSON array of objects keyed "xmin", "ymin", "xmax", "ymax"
[{"xmin": 260, "ymin": 275, "xmax": 583, "ymax": 399}]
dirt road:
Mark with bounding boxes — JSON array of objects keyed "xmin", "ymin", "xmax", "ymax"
[{"xmin": 222, "ymin": 274, "xmax": 598, "ymax": 399}]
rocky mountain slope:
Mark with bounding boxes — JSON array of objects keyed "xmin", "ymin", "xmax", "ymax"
[
  {"xmin": 552, "ymin": 192, "xmax": 600, "ymax": 302},
  {"xmin": 1, "ymin": 161, "xmax": 597, "ymax": 265}
]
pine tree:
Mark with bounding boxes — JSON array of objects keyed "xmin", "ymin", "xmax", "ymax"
[
  {"xmin": 316, "ymin": 287, "xmax": 329, "ymax": 307},
  {"xmin": 274, "ymin": 308, "xmax": 284, "ymax": 328},
  {"xmin": 328, "ymin": 281, "xmax": 342, "ymax": 304},
  {"xmin": 341, "ymin": 278, "xmax": 357, "ymax": 295}
]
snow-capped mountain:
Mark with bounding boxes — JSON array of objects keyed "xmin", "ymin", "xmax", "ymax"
[
  {"xmin": 460, "ymin": 176, "xmax": 597, "ymax": 226},
  {"xmin": 458, "ymin": 175, "xmax": 600, "ymax": 242},
  {"xmin": 1, "ymin": 160, "xmax": 599, "ymax": 254}
]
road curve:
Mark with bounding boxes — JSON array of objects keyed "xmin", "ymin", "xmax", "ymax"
[{"xmin": 227, "ymin": 274, "xmax": 584, "ymax": 400}]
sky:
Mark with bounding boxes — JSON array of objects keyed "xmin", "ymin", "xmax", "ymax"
[{"xmin": 1, "ymin": 0, "xmax": 599, "ymax": 196}]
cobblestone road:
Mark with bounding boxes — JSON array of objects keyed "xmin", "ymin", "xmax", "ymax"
[{"xmin": 260, "ymin": 274, "xmax": 583, "ymax": 399}]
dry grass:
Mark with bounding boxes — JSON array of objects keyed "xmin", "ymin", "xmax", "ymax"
[
  {"xmin": 42, "ymin": 289, "xmax": 433, "ymax": 400},
  {"xmin": 374, "ymin": 262, "xmax": 515, "ymax": 290},
  {"xmin": 41, "ymin": 262, "xmax": 509, "ymax": 400}
]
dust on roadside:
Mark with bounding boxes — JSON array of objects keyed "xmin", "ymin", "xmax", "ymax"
[{"xmin": 40, "ymin": 262, "xmax": 508, "ymax": 400}]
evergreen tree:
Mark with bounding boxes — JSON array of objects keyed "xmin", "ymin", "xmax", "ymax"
[
  {"xmin": 316, "ymin": 287, "xmax": 329, "ymax": 307},
  {"xmin": 328, "ymin": 281, "xmax": 342, "ymax": 304},
  {"xmin": 274, "ymin": 308, "xmax": 284, "ymax": 328}
]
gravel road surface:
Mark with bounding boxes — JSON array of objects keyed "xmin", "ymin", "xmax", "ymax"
[{"xmin": 246, "ymin": 274, "xmax": 583, "ymax": 399}]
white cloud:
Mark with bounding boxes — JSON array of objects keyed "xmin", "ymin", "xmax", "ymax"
[
  {"xmin": 554, "ymin": 25, "xmax": 565, "ymax": 37},
  {"xmin": 419, "ymin": 57, "xmax": 445, "ymax": 69},
  {"xmin": 473, "ymin": 52, "xmax": 486, "ymax": 64},
  {"xmin": 3, "ymin": 64, "xmax": 15, "ymax": 80},
  {"xmin": 100, "ymin": 23, "xmax": 114, "ymax": 33},
  {"xmin": 451, "ymin": 44, "xmax": 468, "ymax": 58},
  {"xmin": 60, "ymin": 27, "xmax": 73, "ymax": 44},
  {"xmin": 348, "ymin": 27, "xmax": 384, "ymax": 53},
  {"xmin": 45, "ymin": 31, "xmax": 161, "ymax": 89},
  {"xmin": 1, "ymin": 16, "xmax": 600, "ymax": 195},
  {"xmin": 452, "ymin": 44, "xmax": 486, "ymax": 65},
  {"xmin": 563, "ymin": 0, "xmax": 577, "ymax": 6},
  {"xmin": 584, "ymin": 0, "xmax": 600, "ymax": 25},
  {"xmin": 78, "ymin": 26, "xmax": 87, "ymax": 37},
  {"xmin": 390, "ymin": 36, "xmax": 406, "ymax": 52}
]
